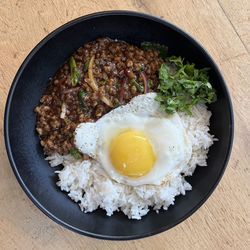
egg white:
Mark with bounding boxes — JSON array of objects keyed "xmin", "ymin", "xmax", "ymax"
[{"xmin": 74, "ymin": 93, "xmax": 192, "ymax": 186}]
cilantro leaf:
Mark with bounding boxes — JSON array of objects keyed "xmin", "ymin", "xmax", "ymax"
[
  {"xmin": 78, "ymin": 90, "xmax": 88, "ymax": 111},
  {"xmin": 156, "ymin": 56, "xmax": 217, "ymax": 115},
  {"xmin": 69, "ymin": 148, "xmax": 82, "ymax": 160}
]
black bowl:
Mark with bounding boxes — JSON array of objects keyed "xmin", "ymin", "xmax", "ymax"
[{"xmin": 4, "ymin": 11, "xmax": 233, "ymax": 240}]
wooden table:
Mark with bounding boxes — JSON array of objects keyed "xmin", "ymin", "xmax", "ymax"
[{"xmin": 0, "ymin": 0, "xmax": 249, "ymax": 249}]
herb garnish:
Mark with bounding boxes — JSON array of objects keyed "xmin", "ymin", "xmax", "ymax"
[
  {"xmin": 69, "ymin": 148, "xmax": 82, "ymax": 160},
  {"xmin": 69, "ymin": 56, "xmax": 81, "ymax": 86},
  {"xmin": 78, "ymin": 90, "xmax": 87, "ymax": 111},
  {"xmin": 156, "ymin": 56, "xmax": 217, "ymax": 115},
  {"xmin": 141, "ymin": 42, "xmax": 168, "ymax": 58}
]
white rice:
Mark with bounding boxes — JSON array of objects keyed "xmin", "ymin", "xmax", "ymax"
[{"xmin": 46, "ymin": 104, "xmax": 215, "ymax": 220}]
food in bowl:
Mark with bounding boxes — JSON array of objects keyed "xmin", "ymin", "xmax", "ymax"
[{"xmin": 35, "ymin": 37, "xmax": 217, "ymax": 219}]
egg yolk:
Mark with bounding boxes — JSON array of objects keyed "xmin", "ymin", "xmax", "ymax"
[{"xmin": 109, "ymin": 130, "xmax": 156, "ymax": 178}]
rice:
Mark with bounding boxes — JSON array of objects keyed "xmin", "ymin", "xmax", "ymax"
[{"xmin": 46, "ymin": 104, "xmax": 215, "ymax": 220}]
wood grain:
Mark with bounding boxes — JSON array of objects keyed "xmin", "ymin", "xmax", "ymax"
[
  {"xmin": 0, "ymin": 0, "xmax": 249, "ymax": 249},
  {"xmin": 218, "ymin": 0, "xmax": 250, "ymax": 54}
]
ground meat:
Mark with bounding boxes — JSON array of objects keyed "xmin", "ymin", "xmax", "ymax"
[{"xmin": 35, "ymin": 38, "xmax": 163, "ymax": 155}]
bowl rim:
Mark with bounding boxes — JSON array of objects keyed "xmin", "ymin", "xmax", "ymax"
[{"xmin": 4, "ymin": 10, "xmax": 234, "ymax": 240}]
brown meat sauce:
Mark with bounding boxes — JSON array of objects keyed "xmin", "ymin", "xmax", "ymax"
[{"xmin": 35, "ymin": 38, "xmax": 163, "ymax": 155}]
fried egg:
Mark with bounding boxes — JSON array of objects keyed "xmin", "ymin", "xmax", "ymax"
[{"xmin": 74, "ymin": 93, "xmax": 192, "ymax": 186}]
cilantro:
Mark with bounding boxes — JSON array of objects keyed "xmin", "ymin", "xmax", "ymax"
[
  {"xmin": 78, "ymin": 90, "xmax": 88, "ymax": 111},
  {"xmin": 156, "ymin": 56, "xmax": 217, "ymax": 115},
  {"xmin": 78, "ymin": 90, "xmax": 87, "ymax": 99},
  {"xmin": 141, "ymin": 42, "xmax": 168, "ymax": 58},
  {"xmin": 69, "ymin": 148, "xmax": 82, "ymax": 160}
]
